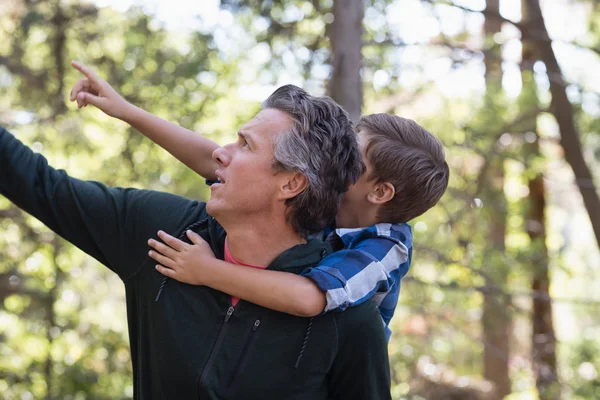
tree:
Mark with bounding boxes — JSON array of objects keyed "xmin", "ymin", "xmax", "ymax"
[
  {"xmin": 327, "ymin": 0, "xmax": 364, "ymax": 121},
  {"xmin": 520, "ymin": 1, "xmax": 560, "ymax": 398},
  {"xmin": 0, "ymin": 1, "xmax": 234, "ymax": 396},
  {"xmin": 521, "ymin": 0, "xmax": 600, "ymax": 251},
  {"xmin": 3, "ymin": 0, "xmax": 600, "ymax": 398},
  {"xmin": 480, "ymin": 0, "xmax": 512, "ymax": 397}
]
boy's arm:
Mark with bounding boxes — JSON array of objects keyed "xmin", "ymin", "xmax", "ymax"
[
  {"xmin": 301, "ymin": 236, "xmax": 410, "ymax": 312},
  {"xmin": 149, "ymin": 230, "xmax": 326, "ymax": 316},
  {"xmin": 123, "ymin": 106, "xmax": 219, "ymax": 180},
  {"xmin": 70, "ymin": 61, "xmax": 219, "ymax": 180}
]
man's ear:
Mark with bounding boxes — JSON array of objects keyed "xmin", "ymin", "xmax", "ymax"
[
  {"xmin": 278, "ymin": 172, "xmax": 308, "ymax": 200},
  {"xmin": 367, "ymin": 182, "xmax": 395, "ymax": 205}
]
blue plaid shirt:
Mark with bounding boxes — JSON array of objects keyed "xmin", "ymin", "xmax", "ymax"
[{"xmin": 302, "ymin": 223, "xmax": 412, "ymax": 340}]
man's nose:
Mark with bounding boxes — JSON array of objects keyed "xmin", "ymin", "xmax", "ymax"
[{"xmin": 212, "ymin": 146, "xmax": 231, "ymax": 166}]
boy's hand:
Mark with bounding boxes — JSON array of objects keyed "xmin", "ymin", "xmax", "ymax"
[
  {"xmin": 69, "ymin": 60, "xmax": 132, "ymax": 119},
  {"xmin": 148, "ymin": 230, "xmax": 216, "ymax": 286}
]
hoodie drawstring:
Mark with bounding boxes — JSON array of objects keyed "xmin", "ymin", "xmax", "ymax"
[
  {"xmin": 154, "ymin": 218, "xmax": 208, "ymax": 302},
  {"xmin": 295, "ymin": 317, "xmax": 313, "ymax": 369},
  {"xmin": 294, "ymin": 246, "xmax": 327, "ymax": 368}
]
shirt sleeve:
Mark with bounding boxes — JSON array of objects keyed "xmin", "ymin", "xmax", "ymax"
[
  {"xmin": 0, "ymin": 127, "xmax": 203, "ymax": 280},
  {"xmin": 301, "ymin": 236, "xmax": 409, "ymax": 312}
]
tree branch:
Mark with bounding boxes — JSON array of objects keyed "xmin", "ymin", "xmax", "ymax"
[
  {"xmin": 521, "ymin": 0, "xmax": 600, "ymax": 250},
  {"xmin": 421, "ymin": 0, "xmax": 526, "ymax": 31}
]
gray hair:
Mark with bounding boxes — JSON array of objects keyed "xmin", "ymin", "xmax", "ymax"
[{"xmin": 262, "ymin": 85, "xmax": 364, "ymax": 237}]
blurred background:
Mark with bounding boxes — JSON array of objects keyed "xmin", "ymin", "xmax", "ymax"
[{"xmin": 1, "ymin": 0, "xmax": 599, "ymax": 399}]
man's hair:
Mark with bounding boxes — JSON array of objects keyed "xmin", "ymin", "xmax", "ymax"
[
  {"xmin": 262, "ymin": 85, "xmax": 363, "ymax": 237},
  {"xmin": 357, "ymin": 114, "xmax": 449, "ymax": 223}
]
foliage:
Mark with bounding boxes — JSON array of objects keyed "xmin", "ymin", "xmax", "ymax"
[{"xmin": 1, "ymin": 0, "xmax": 599, "ymax": 399}]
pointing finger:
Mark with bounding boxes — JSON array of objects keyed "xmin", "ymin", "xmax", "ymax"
[{"xmin": 71, "ymin": 60, "xmax": 103, "ymax": 86}]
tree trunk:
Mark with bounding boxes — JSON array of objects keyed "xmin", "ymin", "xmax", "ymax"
[
  {"xmin": 521, "ymin": 2, "xmax": 560, "ymax": 398},
  {"xmin": 45, "ymin": 4, "xmax": 69, "ymax": 397},
  {"xmin": 523, "ymin": 0, "xmax": 600, "ymax": 250},
  {"xmin": 528, "ymin": 175, "xmax": 560, "ymax": 400},
  {"xmin": 44, "ymin": 242, "xmax": 62, "ymax": 399},
  {"xmin": 481, "ymin": 0, "xmax": 512, "ymax": 398},
  {"xmin": 327, "ymin": 0, "xmax": 364, "ymax": 122}
]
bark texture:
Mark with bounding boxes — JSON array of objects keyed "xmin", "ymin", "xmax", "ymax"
[
  {"xmin": 522, "ymin": 2, "xmax": 561, "ymax": 398},
  {"xmin": 481, "ymin": 1, "xmax": 512, "ymax": 397},
  {"xmin": 327, "ymin": 0, "xmax": 364, "ymax": 122}
]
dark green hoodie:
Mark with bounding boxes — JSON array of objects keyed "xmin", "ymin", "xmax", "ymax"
[{"xmin": 0, "ymin": 127, "xmax": 391, "ymax": 400}]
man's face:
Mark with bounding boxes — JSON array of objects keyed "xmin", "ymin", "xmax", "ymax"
[{"xmin": 206, "ymin": 108, "xmax": 294, "ymax": 220}]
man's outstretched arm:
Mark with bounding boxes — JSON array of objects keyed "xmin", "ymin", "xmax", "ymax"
[{"xmin": 0, "ymin": 127, "xmax": 201, "ymax": 279}]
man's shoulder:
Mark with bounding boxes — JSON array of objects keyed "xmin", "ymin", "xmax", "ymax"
[
  {"xmin": 331, "ymin": 299, "xmax": 385, "ymax": 338},
  {"xmin": 269, "ymin": 236, "xmax": 330, "ymax": 274},
  {"xmin": 117, "ymin": 188, "xmax": 209, "ymax": 234},
  {"xmin": 119, "ymin": 187, "xmax": 205, "ymax": 211}
]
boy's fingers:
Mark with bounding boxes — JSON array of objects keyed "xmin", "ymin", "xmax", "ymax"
[
  {"xmin": 186, "ymin": 230, "xmax": 204, "ymax": 245},
  {"xmin": 70, "ymin": 78, "xmax": 90, "ymax": 101},
  {"xmin": 71, "ymin": 60, "xmax": 103, "ymax": 85},
  {"xmin": 155, "ymin": 264, "xmax": 176, "ymax": 278},
  {"xmin": 148, "ymin": 250, "xmax": 177, "ymax": 270},
  {"xmin": 76, "ymin": 92, "xmax": 89, "ymax": 108},
  {"xmin": 148, "ymin": 239, "xmax": 179, "ymax": 259},
  {"xmin": 77, "ymin": 92, "xmax": 104, "ymax": 109},
  {"xmin": 158, "ymin": 230, "xmax": 187, "ymax": 251}
]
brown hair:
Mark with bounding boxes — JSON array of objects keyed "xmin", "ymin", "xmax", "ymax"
[{"xmin": 357, "ymin": 114, "xmax": 449, "ymax": 223}]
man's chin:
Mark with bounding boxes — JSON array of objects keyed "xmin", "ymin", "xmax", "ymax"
[
  {"xmin": 206, "ymin": 200, "xmax": 217, "ymax": 216},
  {"xmin": 206, "ymin": 199, "xmax": 227, "ymax": 218},
  {"xmin": 206, "ymin": 199, "xmax": 217, "ymax": 211}
]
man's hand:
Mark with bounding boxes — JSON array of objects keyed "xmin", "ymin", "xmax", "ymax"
[
  {"xmin": 69, "ymin": 60, "xmax": 132, "ymax": 119},
  {"xmin": 148, "ymin": 230, "xmax": 216, "ymax": 285}
]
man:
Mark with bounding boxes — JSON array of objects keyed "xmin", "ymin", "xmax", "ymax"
[{"xmin": 0, "ymin": 85, "xmax": 391, "ymax": 399}]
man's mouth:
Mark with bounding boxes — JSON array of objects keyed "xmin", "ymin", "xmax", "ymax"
[{"xmin": 215, "ymin": 171, "xmax": 226, "ymax": 184}]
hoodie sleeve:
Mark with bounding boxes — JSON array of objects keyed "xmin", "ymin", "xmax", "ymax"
[
  {"xmin": 0, "ymin": 127, "xmax": 203, "ymax": 280},
  {"xmin": 327, "ymin": 300, "xmax": 392, "ymax": 400}
]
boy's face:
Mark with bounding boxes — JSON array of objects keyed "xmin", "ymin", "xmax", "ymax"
[{"xmin": 335, "ymin": 130, "xmax": 377, "ymax": 228}]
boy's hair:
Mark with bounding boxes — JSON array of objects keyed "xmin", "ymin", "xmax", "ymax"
[{"xmin": 357, "ymin": 114, "xmax": 449, "ymax": 223}]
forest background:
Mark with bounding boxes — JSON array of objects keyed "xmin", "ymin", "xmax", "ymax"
[{"xmin": 1, "ymin": 0, "xmax": 599, "ymax": 399}]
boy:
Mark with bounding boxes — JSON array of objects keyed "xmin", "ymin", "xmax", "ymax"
[{"xmin": 70, "ymin": 61, "xmax": 449, "ymax": 339}]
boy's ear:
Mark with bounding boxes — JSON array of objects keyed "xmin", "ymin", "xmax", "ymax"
[
  {"xmin": 278, "ymin": 172, "xmax": 308, "ymax": 200},
  {"xmin": 367, "ymin": 182, "xmax": 395, "ymax": 205}
]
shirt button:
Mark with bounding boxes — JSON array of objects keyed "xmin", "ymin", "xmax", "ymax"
[{"xmin": 320, "ymin": 248, "xmax": 327, "ymax": 258}]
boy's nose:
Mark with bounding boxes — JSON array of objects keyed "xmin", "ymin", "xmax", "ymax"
[{"xmin": 212, "ymin": 146, "xmax": 231, "ymax": 167}]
